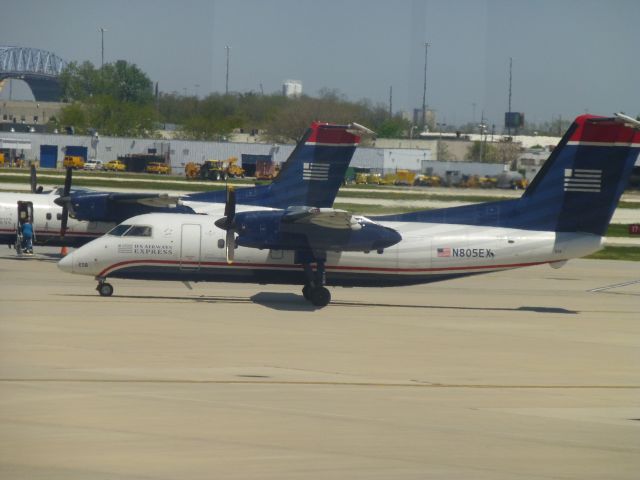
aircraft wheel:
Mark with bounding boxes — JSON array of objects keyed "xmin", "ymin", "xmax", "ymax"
[
  {"xmin": 309, "ymin": 287, "xmax": 331, "ymax": 307},
  {"xmin": 97, "ymin": 282, "xmax": 114, "ymax": 297},
  {"xmin": 302, "ymin": 285, "xmax": 312, "ymax": 300}
]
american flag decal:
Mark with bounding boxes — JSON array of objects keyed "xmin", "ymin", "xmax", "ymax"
[
  {"xmin": 437, "ymin": 247, "xmax": 451, "ymax": 257},
  {"xmin": 303, "ymin": 162, "xmax": 330, "ymax": 181},
  {"xmin": 118, "ymin": 244, "xmax": 133, "ymax": 254},
  {"xmin": 564, "ymin": 168, "xmax": 602, "ymax": 193}
]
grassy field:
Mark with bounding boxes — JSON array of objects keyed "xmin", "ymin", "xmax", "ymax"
[{"xmin": 586, "ymin": 246, "xmax": 640, "ymax": 261}]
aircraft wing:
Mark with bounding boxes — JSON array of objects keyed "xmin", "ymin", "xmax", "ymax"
[
  {"xmin": 69, "ymin": 191, "xmax": 192, "ymax": 223},
  {"xmin": 105, "ymin": 193, "xmax": 181, "ymax": 207},
  {"xmin": 281, "ymin": 207, "xmax": 362, "ymax": 230},
  {"xmin": 226, "ymin": 207, "xmax": 400, "ymax": 253}
]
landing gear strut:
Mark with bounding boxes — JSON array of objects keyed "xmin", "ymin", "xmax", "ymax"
[
  {"xmin": 301, "ymin": 255, "xmax": 331, "ymax": 307},
  {"xmin": 96, "ymin": 280, "xmax": 114, "ymax": 297}
]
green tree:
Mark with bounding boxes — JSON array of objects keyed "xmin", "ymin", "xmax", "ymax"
[
  {"xmin": 376, "ymin": 117, "xmax": 411, "ymax": 138},
  {"xmin": 58, "ymin": 102, "xmax": 89, "ymax": 133},
  {"xmin": 99, "ymin": 60, "xmax": 153, "ymax": 104},
  {"xmin": 59, "ymin": 61, "xmax": 100, "ymax": 101}
]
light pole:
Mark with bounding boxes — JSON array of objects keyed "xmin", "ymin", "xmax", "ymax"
[
  {"xmin": 99, "ymin": 27, "xmax": 107, "ymax": 69},
  {"xmin": 225, "ymin": 45, "xmax": 230, "ymax": 95},
  {"xmin": 421, "ymin": 42, "xmax": 430, "ymax": 131}
]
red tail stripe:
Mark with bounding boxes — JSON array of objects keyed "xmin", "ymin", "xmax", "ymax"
[
  {"xmin": 569, "ymin": 114, "xmax": 640, "ymax": 143},
  {"xmin": 307, "ymin": 122, "xmax": 360, "ymax": 145}
]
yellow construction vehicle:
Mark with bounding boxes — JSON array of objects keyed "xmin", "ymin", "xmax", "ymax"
[
  {"xmin": 146, "ymin": 162, "xmax": 171, "ymax": 174},
  {"xmin": 355, "ymin": 172, "xmax": 368, "ymax": 184},
  {"xmin": 226, "ymin": 157, "xmax": 245, "ymax": 178},
  {"xmin": 184, "ymin": 162, "xmax": 201, "ymax": 179},
  {"xmin": 63, "ymin": 155, "xmax": 85, "ymax": 169},
  {"xmin": 394, "ymin": 170, "xmax": 416, "ymax": 186},
  {"xmin": 185, "ymin": 157, "xmax": 245, "ymax": 181}
]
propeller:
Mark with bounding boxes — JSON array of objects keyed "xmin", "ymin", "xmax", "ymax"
[
  {"xmin": 214, "ymin": 186, "xmax": 237, "ymax": 264},
  {"xmin": 30, "ymin": 165, "xmax": 43, "ymax": 193},
  {"xmin": 53, "ymin": 167, "xmax": 73, "ymax": 239}
]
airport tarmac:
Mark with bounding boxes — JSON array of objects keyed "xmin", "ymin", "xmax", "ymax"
[{"xmin": 0, "ymin": 247, "xmax": 639, "ymax": 479}]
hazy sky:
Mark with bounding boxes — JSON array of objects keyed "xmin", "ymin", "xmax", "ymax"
[{"xmin": 1, "ymin": 0, "xmax": 638, "ymax": 129}]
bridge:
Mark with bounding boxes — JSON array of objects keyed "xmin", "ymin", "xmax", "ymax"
[{"xmin": 0, "ymin": 46, "xmax": 67, "ymax": 101}]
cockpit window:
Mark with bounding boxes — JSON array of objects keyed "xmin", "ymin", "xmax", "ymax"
[
  {"xmin": 107, "ymin": 224, "xmax": 132, "ymax": 236},
  {"xmin": 124, "ymin": 225, "xmax": 153, "ymax": 237}
]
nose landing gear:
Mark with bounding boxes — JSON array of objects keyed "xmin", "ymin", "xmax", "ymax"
[{"xmin": 96, "ymin": 280, "xmax": 114, "ymax": 297}]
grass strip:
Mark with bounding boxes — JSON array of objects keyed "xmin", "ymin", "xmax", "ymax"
[{"xmin": 586, "ymin": 246, "xmax": 640, "ymax": 261}]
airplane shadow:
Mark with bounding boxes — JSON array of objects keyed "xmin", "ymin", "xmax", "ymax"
[{"xmin": 58, "ymin": 292, "xmax": 578, "ymax": 314}]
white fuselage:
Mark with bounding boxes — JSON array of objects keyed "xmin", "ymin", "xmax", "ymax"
[
  {"xmin": 59, "ymin": 213, "xmax": 603, "ymax": 287},
  {"xmin": 0, "ymin": 191, "xmax": 273, "ymax": 248},
  {"xmin": 0, "ymin": 190, "xmax": 115, "ymax": 246}
]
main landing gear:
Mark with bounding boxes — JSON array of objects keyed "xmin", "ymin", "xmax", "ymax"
[
  {"xmin": 96, "ymin": 280, "xmax": 114, "ymax": 297},
  {"xmin": 301, "ymin": 255, "xmax": 331, "ymax": 307}
]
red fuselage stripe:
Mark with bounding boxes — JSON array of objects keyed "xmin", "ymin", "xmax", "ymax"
[{"xmin": 98, "ymin": 258, "xmax": 551, "ymax": 278}]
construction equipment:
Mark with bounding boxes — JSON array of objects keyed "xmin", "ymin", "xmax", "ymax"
[
  {"xmin": 394, "ymin": 170, "xmax": 416, "ymax": 186},
  {"xmin": 63, "ymin": 155, "xmax": 85, "ymax": 169},
  {"xmin": 146, "ymin": 162, "xmax": 171, "ymax": 174},
  {"xmin": 184, "ymin": 162, "xmax": 200, "ymax": 179},
  {"xmin": 200, "ymin": 160, "xmax": 228, "ymax": 181},
  {"xmin": 355, "ymin": 172, "xmax": 368, "ymax": 184},
  {"xmin": 226, "ymin": 157, "xmax": 245, "ymax": 178},
  {"xmin": 413, "ymin": 174, "xmax": 442, "ymax": 187},
  {"xmin": 105, "ymin": 159, "xmax": 126, "ymax": 172},
  {"xmin": 185, "ymin": 158, "xmax": 245, "ymax": 181}
]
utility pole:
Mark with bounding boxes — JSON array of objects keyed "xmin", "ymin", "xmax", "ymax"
[
  {"xmin": 479, "ymin": 110, "xmax": 486, "ymax": 162},
  {"xmin": 389, "ymin": 85, "xmax": 393, "ymax": 118},
  {"xmin": 100, "ymin": 27, "xmax": 107, "ymax": 69},
  {"xmin": 421, "ymin": 42, "xmax": 430, "ymax": 131},
  {"xmin": 507, "ymin": 57, "xmax": 513, "ymax": 135},
  {"xmin": 225, "ymin": 45, "xmax": 230, "ymax": 95}
]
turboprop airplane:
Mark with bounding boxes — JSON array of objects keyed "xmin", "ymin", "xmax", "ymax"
[
  {"xmin": 0, "ymin": 122, "xmax": 368, "ymax": 250},
  {"xmin": 58, "ymin": 114, "xmax": 640, "ymax": 307}
]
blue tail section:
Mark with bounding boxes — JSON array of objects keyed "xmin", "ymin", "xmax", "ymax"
[
  {"xmin": 186, "ymin": 122, "xmax": 361, "ymax": 208},
  {"xmin": 375, "ymin": 115, "xmax": 640, "ymax": 235}
]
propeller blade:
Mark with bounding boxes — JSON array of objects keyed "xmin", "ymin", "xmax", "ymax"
[
  {"xmin": 60, "ymin": 204, "xmax": 69, "ymax": 239},
  {"xmin": 58, "ymin": 167, "xmax": 73, "ymax": 239},
  {"xmin": 224, "ymin": 186, "xmax": 236, "ymax": 222},
  {"xmin": 30, "ymin": 165, "xmax": 37, "ymax": 193},
  {"xmin": 226, "ymin": 229, "xmax": 235, "ymax": 264},
  {"xmin": 63, "ymin": 167, "xmax": 73, "ymax": 196}
]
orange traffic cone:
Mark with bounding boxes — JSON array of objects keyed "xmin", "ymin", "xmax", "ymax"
[{"xmin": 60, "ymin": 246, "xmax": 69, "ymax": 257}]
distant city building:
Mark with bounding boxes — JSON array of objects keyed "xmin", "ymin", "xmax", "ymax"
[
  {"xmin": 282, "ymin": 80, "xmax": 302, "ymax": 98},
  {"xmin": 412, "ymin": 108, "xmax": 436, "ymax": 132}
]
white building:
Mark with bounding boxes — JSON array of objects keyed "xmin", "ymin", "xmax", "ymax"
[{"xmin": 282, "ymin": 80, "xmax": 302, "ymax": 98}]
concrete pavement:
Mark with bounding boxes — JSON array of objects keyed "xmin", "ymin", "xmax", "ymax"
[{"xmin": 0, "ymin": 248, "xmax": 639, "ymax": 479}]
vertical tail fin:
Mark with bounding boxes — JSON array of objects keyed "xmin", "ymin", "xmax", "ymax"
[
  {"xmin": 262, "ymin": 122, "xmax": 366, "ymax": 208},
  {"xmin": 520, "ymin": 114, "xmax": 640, "ymax": 235},
  {"xmin": 187, "ymin": 122, "xmax": 366, "ymax": 209}
]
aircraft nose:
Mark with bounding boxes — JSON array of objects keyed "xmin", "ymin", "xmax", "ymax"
[{"xmin": 57, "ymin": 251, "xmax": 74, "ymax": 273}]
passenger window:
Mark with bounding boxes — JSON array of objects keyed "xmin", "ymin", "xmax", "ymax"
[
  {"xmin": 46, "ymin": 213, "xmax": 52, "ymax": 220},
  {"xmin": 56, "ymin": 213, "xmax": 62, "ymax": 220},
  {"xmin": 107, "ymin": 224, "xmax": 132, "ymax": 236},
  {"xmin": 124, "ymin": 225, "xmax": 152, "ymax": 237}
]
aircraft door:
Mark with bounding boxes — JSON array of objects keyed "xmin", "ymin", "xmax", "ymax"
[
  {"xmin": 180, "ymin": 223, "xmax": 201, "ymax": 270},
  {"xmin": 16, "ymin": 201, "xmax": 34, "ymax": 252}
]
